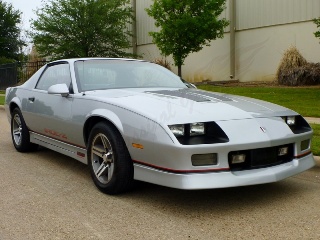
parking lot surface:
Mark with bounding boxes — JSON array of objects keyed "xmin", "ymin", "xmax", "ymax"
[{"xmin": 0, "ymin": 109, "xmax": 319, "ymax": 240}]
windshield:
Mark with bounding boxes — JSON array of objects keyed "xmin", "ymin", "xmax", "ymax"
[{"xmin": 74, "ymin": 59, "xmax": 186, "ymax": 92}]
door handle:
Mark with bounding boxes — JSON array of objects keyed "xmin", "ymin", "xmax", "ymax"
[{"xmin": 28, "ymin": 97, "xmax": 35, "ymax": 102}]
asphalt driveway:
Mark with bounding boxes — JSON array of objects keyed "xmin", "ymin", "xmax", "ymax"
[{"xmin": 0, "ymin": 108, "xmax": 320, "ymax": 239}]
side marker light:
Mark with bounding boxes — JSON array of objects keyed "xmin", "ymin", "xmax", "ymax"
[{"xmin": 132, "ymin": 143, "xmax": 144, "ymax": 149}]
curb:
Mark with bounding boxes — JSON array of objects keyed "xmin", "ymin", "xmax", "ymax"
[
  {"xmin": 305, "ymin": 117, "xmax": 320, "ymax": 125},
  {"xmin": 0, "ymin": 105, "xmax": 4, "ymax": 111}
]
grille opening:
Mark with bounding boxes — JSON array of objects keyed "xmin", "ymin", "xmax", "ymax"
[{"xmin": 228, "ymin": 144, "xmax": 294, "ymax": 171}]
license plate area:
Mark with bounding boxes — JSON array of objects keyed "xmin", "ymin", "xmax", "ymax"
[{"xmin": 228, "ymin": 144, "xmax": 294, "ymax": 171}]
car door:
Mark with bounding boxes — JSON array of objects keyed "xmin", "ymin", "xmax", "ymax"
[{"xmin": 25, "ymin": 62, "xmax": 74, "ymax": 143}]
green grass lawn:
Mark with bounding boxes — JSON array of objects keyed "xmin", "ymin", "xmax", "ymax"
[
  {"xmin": 311, "ymin": 124, "xmax": 320, "ymax": 156},
  {"xmin": 199, "ymin": 85, "xmax": 320, "ymax": 118},
  {"xmin": 0, "ymin": 90, "xmax": 6, "ymax": 105}
]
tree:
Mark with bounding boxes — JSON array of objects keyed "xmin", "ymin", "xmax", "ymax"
[
  {"xmin": 30, "ymin": 0, "xmax": 133, "ymax": 60},
  {"xmin": 146, "ymin": 0, "xmax": 229, "ymax": 77},
  {"xmin": 314, "ymin": 18, "xmax": 320, "ymax": 40},
  {"xmin": 0, "ymin": 1, "xmax": 25, "ymax": 63}
]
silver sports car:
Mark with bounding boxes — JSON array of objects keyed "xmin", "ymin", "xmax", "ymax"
[{"xmin": 5, "ymin": 58, "xmax": 315, "ymax": 194}]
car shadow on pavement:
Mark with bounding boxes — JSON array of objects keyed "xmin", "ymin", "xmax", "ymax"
[
  {"xmin": 120, "ymin": 178, "xmax": 311, "ymax": 216},
  {"xmin": 31, "ymin": 147, "xmax": 316, "ymax": 217}
]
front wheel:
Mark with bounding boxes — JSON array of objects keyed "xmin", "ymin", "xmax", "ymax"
[
  {"xmin": 87, "ymin": 122, "xmax": 133, "ymax": 194},
  {"xmin": 11, "ymin": 108, "xmax": 38, "ymax": 152}
]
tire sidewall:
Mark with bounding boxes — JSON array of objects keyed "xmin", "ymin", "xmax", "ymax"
[
  {"xmin": 11, "ymin": 108, "xmax": 31, "ymax": 152},
  {"xmin": 87, "ymin": 122, "xmax": 133, "ymax": 194}
]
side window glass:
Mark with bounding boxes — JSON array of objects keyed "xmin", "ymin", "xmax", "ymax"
[{"xmin": 36, "ymin": 63, "xmax": 72, "ymax": 91}]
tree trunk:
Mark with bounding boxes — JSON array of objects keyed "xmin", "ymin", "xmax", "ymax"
[{"xmin": 178, "ymin": 65, "xmax": 182, "ymax": 77}]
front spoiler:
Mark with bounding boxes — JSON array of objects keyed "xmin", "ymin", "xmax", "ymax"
[{"xmin": 133, "ymin": 154, "xmax": 315, "ymax": 190}]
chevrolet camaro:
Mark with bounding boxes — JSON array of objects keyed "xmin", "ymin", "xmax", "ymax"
[{"xmin": 5, "ymin": 58, "xmax": 315, "ymax": 194}]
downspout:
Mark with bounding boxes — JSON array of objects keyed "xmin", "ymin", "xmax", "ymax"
[
  {"xmin": 132, "ymin": 0, "xmax": 138, "ymax": 56},
  {"xmin": 229, "ymin": 0, "xmax": 236, "ymax": 80}
]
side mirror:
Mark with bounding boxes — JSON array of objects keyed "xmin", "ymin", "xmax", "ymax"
[
  {"xmin": 48, "ymin": 84, "xmax": 70, "ymax": 97},
  {"xmin": 181, "ymin": 78, "xmax": 197, "ymax": 89},
  {"xmin": 188, "ymin": 83, "xmax": 197, "ymax": 89}
]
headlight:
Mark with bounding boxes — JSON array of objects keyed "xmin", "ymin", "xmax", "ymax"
[
  {"xmin": 282, "ymin": 116, "xmax": 296, "ymax": 126},
  {"xmin": 286, "ymin": 116, "xmax": 296, "ymax": 126},
  {"xmin": 168, "ymin": 122, "xmax": 229, "ymax": 145},
  {"xmin": 168, "ymin": 124, "xmax": 185, "ymax": 137},
  {"xmin": 169, "ymin": 123, "xmax": 205, "ymax": 137},
  {"xmin": 190, "ymin": 122, "xmax": 205, "ymax": 136},
  {"xmin": 281, "ymin": 115, "xmax": 312, "ymax": 134}
]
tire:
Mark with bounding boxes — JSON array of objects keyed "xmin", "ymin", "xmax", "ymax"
[
  {"xmin": 11, "ymin": 108, "xmax": 38, "ymax": 152},
  {"xmin": 87, "ymin": 122, "xmax": 133, "ymax": 195}
]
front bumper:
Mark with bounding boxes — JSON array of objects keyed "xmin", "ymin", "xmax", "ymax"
[{"xmin": 133, "ymin": 153, "xmax": 315, "ymax": 189}]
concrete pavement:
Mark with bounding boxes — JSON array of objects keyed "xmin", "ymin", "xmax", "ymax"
[{"xmin": 305, "ymin": 117, "xmax": 320, "ymax": 124}]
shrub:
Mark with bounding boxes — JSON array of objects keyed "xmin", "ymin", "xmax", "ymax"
[
  {"xmin": 277, "ymin": 46, "xmax": 320, "ymax": 86},
  {"xmin": 152, "ymin": 58, "xmax": 172, "ymax": 71}
]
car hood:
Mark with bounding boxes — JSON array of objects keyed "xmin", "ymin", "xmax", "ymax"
[{"xmin": 84, "ymin": 88, "xmax": 297, "ymax": 124}]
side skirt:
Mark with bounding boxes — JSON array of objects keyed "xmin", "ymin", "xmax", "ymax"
[{"xmin": 30, "ymin": 131, "xmax": 88, "ymax": 164}]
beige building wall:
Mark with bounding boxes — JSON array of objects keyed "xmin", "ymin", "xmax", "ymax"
[
  {"xmin": 134, "ymin": 0, "xmax": 320, "ymax": 82},
  {"xmin": 235, "ymin": 21, "xmax": 320, "ymax": 82}
]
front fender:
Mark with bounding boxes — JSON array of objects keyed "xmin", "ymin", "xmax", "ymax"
[
  {"xmin": 6, "ymin": 93, "xmax": 22, "ymax": 123},
  {"xmin": 86, "ymin": 108, "xmax": 124, "ymax": 133}
]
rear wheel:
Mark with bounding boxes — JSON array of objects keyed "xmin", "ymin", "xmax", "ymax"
[
  {"xmin": 11, "ymin": 108, "xmax": 38, "ymax": 152},
  {"xmin": 87, "ymin": 122, "xmax": 133, "ymax": 194}
]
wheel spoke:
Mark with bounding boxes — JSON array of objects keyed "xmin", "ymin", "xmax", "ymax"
[
  {"xmin": 107, "ymin": 163, "xmax": 114, "ymax": 181},
  {"xmin": 95, "ymin": 163, "xmax": 109, "ymax": 178},
  {"xmin": 14, "ymin": 115, "xmax": 21, "ymax": 126},
  {"xmin": 92, "ymin": 145, "xmax": 105, "ymax": 158},
  {"xmin": 100, "ymin": 134, "xmax": 111, "ymax": 150},
  {"xmin": 13, "ymin": 129, "xmax": 21, "ymax": 137}
]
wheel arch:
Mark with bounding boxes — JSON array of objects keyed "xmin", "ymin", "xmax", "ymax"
[
  {"xmin": 9, "ymin": 97, "xmax": 22, "ymax": 115},
  {"xmin": 83, "ymin": 110, "xmax": 124, "ymax": 147}
]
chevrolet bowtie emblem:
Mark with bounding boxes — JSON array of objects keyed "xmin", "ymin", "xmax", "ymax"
[{"xmin": 260, "ymin": 127, "xmax": 267, "ymax": 133}]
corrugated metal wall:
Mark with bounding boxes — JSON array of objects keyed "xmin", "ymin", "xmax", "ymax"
[
  {"xmin": 136, "ymin": 0, "xmax": 154, "ymax": 45},
  {"xmin": 136, "ymin": 0, "xmax": 320, "ymax": 45},
  {"xmin": 236, "ymin": 0, "xmax": 320, "ymax": 30}
]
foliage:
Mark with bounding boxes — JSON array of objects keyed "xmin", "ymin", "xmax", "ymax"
[
  {"xmin": 152, "ymin": 58, "xmax": 172, "ymax": 70},
  {"xmin": 30, "ymin": 0, "xmax": 134, "ymax": 60},
  {"xmin": 277, "ymin": 46, "xmax": 320, "ymax": 86},
  {"xmin": 146, "ymin": 0, "xmax": 229, "ymax": 76},
  {"xmin": 0, "ymin": 1, "xmax": 25, "ymax": 63},
  {"xmin": 198, "ymin": 85, "xmax": 320, "ymax": 118},
  {"xmin": 314, "ymin": 18, "xmax": 320, "ymax": 40},
  {"xmin": 277, "ymin": 46, "xmax": 307, "ymax": 70}
]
